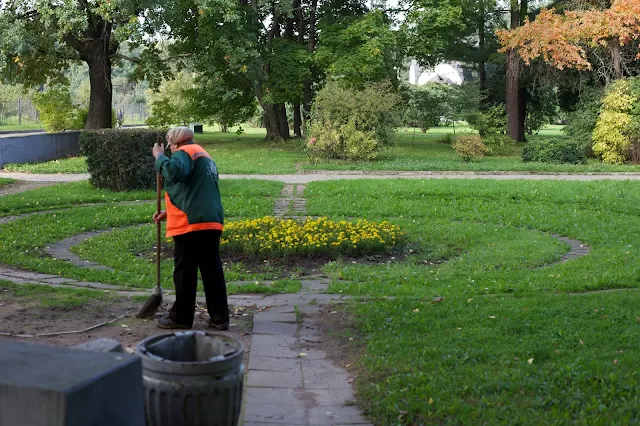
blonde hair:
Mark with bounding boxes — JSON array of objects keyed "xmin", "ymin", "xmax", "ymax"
[{"xmin": 166, "ymin": 126, "xmax": 194, "ymax": 146}]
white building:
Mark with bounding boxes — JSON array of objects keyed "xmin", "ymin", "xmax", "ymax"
[{"xmin": 408, "ymin": 59, "xmax": 464, "ymax": 86}]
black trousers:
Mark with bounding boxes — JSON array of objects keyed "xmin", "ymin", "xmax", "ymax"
[{"xmin": 169, "ymin": 230, "xmax": 229, "ymax": 326}]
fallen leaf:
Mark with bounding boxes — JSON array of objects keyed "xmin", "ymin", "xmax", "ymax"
[
  {"xmin": 345, "ymin": 363, "xmax": 353, "ymax": 368},
  {"xmin": 428, "ymin": 398, "xmax": 434, "ymax": 405},
  {"xmin": 431, "ymin": 297, "xmax": 444, "ymax": 304},
  {"xmin": 298, "ymin": 352, "xmax": 307, "ymax": 357},
  {"xmin": 527, "ymin": 358, "xmax": 534, "ymax": 364},
  {"xmin": 347, "ymin": 378, "xmax": 354, "ymax": 383},
  {"xmin": 330, "ymin": 311, "xmax": 338, "ymax": 314},
  {"xmin": 413, "ymin": 308, "xmax": 420, "ymax": 313},
  {"xmin": 467, "ymin": 298, "xmax": 473, "ymax": 303},
  {"xmin": 489, "ymin": 316, "xmax": 496, "ymax": 319},
  {"xmin": 613, "ymin": 359, "xmax": 619, "ymax": 365},
  {"xmin": 121, "ymin": 324, "xmax": 129, "ymax": 328},
  {"xmin": 579, "ymin": 339, "xmax": 585, "ymax": 345}
]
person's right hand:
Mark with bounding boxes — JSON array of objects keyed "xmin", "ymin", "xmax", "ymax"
[{"xmin": 153, "ymin": 211, "xmax": 167, "ymax": 223}]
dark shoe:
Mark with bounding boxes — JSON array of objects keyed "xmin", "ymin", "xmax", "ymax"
[
  {"xmin": 208, "ymin": 320, "xmax": 230, "ymax": 331},
  {"xmin": 157, "ymin": 317, "xmax": 191, "ymax": 329}
]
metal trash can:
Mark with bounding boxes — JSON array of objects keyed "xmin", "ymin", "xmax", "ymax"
[{"xmin": 137, "ymin": 331, "xmax": 245, "ymax": 426}]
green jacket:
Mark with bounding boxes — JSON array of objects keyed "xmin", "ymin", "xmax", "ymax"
[{"xmin": 154, "ymin": 142, "xmax": 224, "ymax": 237}]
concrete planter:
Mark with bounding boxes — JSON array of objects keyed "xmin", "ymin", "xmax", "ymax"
[
  {"xmin": 136, "ymin": 331, "xmax": 244, "ymax": 426},
  {"xmin": 0, "ymin": 131, "xmax": 81, "ymax": 168}
]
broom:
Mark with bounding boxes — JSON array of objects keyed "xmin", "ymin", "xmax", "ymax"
[{"xmin": 136, "ymin": 158, "xmax": 164, "ymax": 318}]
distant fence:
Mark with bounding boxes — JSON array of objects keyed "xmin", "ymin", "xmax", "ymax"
[
  {"xmin": 113, "ymin": 103, "xmax": 149, "ymax": 124},
  {"xmin": 0, "ymin": 131, "xmax": 81, "ymax": 168},
  {"xmin": 0, "ymin": 99, "xmax": 149, "ymax": 125},
  {"xmin": 0, "ymin": 98, "xmax": 39, "ymax": 125}
]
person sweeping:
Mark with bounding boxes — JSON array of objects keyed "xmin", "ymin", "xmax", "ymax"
[{"xmin": 150, "ymin": 126, "xmax": 230, "ymax": 330}]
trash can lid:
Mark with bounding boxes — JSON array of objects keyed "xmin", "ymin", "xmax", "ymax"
[{"xmin": 138, "ymin": 331, "xmax": 242, "ymax": 364}]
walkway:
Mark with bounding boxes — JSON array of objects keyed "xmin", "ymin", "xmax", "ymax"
[{"xmin": 4, "ymin": 170, "xmax": 640, "ymax": 183}]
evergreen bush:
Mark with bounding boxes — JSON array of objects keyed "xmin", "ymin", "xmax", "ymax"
[
  {"xmin": 80, "ymin": 129, "xmax": 165, "ymax": 191},
  {"xmin": 521, "ymin": 138, "xmax": 586, "ymax": 164}
]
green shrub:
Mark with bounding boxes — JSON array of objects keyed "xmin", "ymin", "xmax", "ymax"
[
  {"xmin": 312, "ymin": 80, "xmax": 402, "ymax": 148},
  {"xmin": 466, "ymin": 105, "xmax": 506, "ymax": 136},
  {"xmin": 307, "ymin": 120, "xmax": 379, "ymax": 162},
  {"xmin": 32, "ymin": 86, "xmax": 77, "ymax": 132},
  {"xmin": 452, "ymin": 134, "xmax": 487, "ymax": 162},
  {"xmin": 404, "ymin": 83, "xmax": 454, "ymax": 131},
  {"xmin": 80, "ymin": 129, "xmax": 165, "ymax": 191},
  {"xmin": 521, "ymin": 138, "xmax": 587, "ymax": 164},
  {"xmin": 483, "ymin": 134, "xmax": 520, "ymax": 156},
  {"xmin": 592, "ymin": 78, "xmax": 640, "ymax": 164},
  {"xmin": 564, "ymin": 86, "xmax": 604, "ymax": 155}
]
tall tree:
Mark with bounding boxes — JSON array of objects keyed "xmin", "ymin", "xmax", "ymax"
[
  {"xmin": 505, "ymin": 0, "xmax": 528, "ymax": 142},
  {"xmin": 0, "ymin": 1, "xmax": 163, "ymax": 129}
]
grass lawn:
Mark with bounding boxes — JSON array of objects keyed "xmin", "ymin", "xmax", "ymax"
[
  {"xmin": 0, "ymin": 280, "xmax": 114, "ymax": 309},
  {"xmin": 302, "ymin": 178, "xmax": 640, "ymax": 424},
  {"xmin": 0, "ymin": 178, "xmax": 14, "ymax": 188},
  {"xmin": 0, "ymin": 123, "xmax": 43, "ymax": 132},
  {"xmin": 3, "ymin": 156, "xmax": 88, "ymax": 174},
  {"xmin": 0, "ymin": 179, "xmax": 288, "ymax": 289},
  {"xmin": 6, "ymin": 124, "xmax": 640, "ymax": 175}
]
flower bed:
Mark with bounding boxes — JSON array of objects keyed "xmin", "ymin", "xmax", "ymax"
[{"xmin": 221, "ymin": 216, "xmax": 404, "ymax": 257}]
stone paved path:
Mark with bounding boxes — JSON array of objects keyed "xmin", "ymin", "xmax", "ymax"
[{"xmin": 4, "ymin": 170, "xmax": 640, "ymax": 183}]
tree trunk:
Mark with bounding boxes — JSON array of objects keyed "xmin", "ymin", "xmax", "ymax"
[
  {"xmin": 84, "ymin": 42, "xmax": 113, "ymax": 129},
  {"xmin": 277, "ymin": 104, "xmax": 290, "ymax": 139},
  {"xmin": 263, "ymin": 104, "xmax": 284, "ymax": 141},
  {"xmin": 506, "ymin": 1, "xmax": 524, "ymax": 142},
  {"xmin": 518, "ymin": 86, "xmax": 527, "ymax": 141},
  {"xmin": 612, "ymin": 42, "xmax": 623, "ymax": 79},
  {"xmin": 478, "ymin": 3, "xmax": 486, "ymax": 104},
  {"xmin": 302, "ymin": 0, "xmax": 318, "ymax": 125},
  {"xmin": 293, "ymin": 103, "xmax": 302, "ymax": 137}
]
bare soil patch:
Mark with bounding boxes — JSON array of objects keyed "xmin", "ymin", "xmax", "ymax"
[
  {"xmin": 140, "ymin": 243, "xmax": 415, "ymax": 279},
  {"xmin": 0, "ymin": 295, "xmax": 254, "ymax": 354}
]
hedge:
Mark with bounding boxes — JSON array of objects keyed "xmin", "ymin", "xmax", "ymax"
[
  {"xmin": 521, "ymin": 138, "xmax": 587, "ymax": 165},
  {"xmin": 80, "ymin": 129, "xmax": 166, "ymax": 191}
]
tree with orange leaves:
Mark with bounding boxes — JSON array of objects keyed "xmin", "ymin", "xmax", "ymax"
[{"xmin": 497, "ymin": 0, "xmax": 640, "ymax": 79}]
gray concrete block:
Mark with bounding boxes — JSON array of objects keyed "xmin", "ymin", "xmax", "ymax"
[
  {"xmin": 247, "ymin": 370, "xmax": 303, "ymax": 388},
  {"xmin": 249, "ymin": 345, "xmax": 301, "ymax": 359},
  {"xmin": 303, "ymin": 372, "xmax": 352, "ymax": 389},
  {"xmin": 72, "ymin": 338, "xmax": 124, "ymax": 353},
  {"xmin": 249, "ymin": 355, "xmax": 300, "ymax": 372},
  {"xmin": 252, "ymin": 320, "xmax": 298, "ymax": 336},
  {"xmin": 243, "ymin": 402, "xmax": 306, "ymax": 424},
  {"xmin": 0, "ymin": 340, "xmax": 144, "ymax": 426},
  {"xmin": 251, "ymin": 334, "xmax": 298, "ymax": 347},
  {"xmin": 252, "ymin": 312, "xmax": 297, "ymax": 323},
  {"xmin": 306, "ymin": 389, "xmax": 357, "ymax": 406},
  {"xmin": 308, "ymin": 406, "xmax": 371, "ymax": 424},
  {"xmin": 243, "ymin": 387, "xmax": 300, "ymax": 405}
]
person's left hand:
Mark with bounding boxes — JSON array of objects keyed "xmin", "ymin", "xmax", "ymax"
[{"xmin": 152, "ymin": 143, "xmax": 164, "ymax": 159}]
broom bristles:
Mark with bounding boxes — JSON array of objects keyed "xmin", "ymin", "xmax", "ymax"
[{"xmin": 136, "ymin": 293, "xmax": 163, "ymax": 318}]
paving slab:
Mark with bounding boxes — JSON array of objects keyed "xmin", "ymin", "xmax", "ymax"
[
  {"xmin": 252, "ymin": 312, "xmax": 297, "ymax": 323},
  {"xmin": 305, "ymin": 389, "xmax": 358, "ymax": 406},
  {"xmin": 248, "ymin": 356, "xmax": 301, "ymax": 372},
  {"xmin": 247, "ymin": 370, "xmax": 304, "ymax": 388},
  {"xmin": 253, "ymin": 320, "xmax": 298, "ymax": 336},
  {"xmin": 243, "ymin": 387, "xmax": 301, "ymax": 405},
  {"xmin": 251, "ymin": 334, "xmax": 299, "ymax": 347},
  {"xmin": 249, "ymin": 345, "xmax": 302, "ymax": 359},
  {"xmin": 243, "ymin": 402, "xmax": 307, "ymax": 424},
  {"xmin": 308, "ymin": 406, "xmax": 371, "ymax": 425},
  {"xmin": 303, "ymin": 372, "xmax": 353, "ymax": 390}
]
